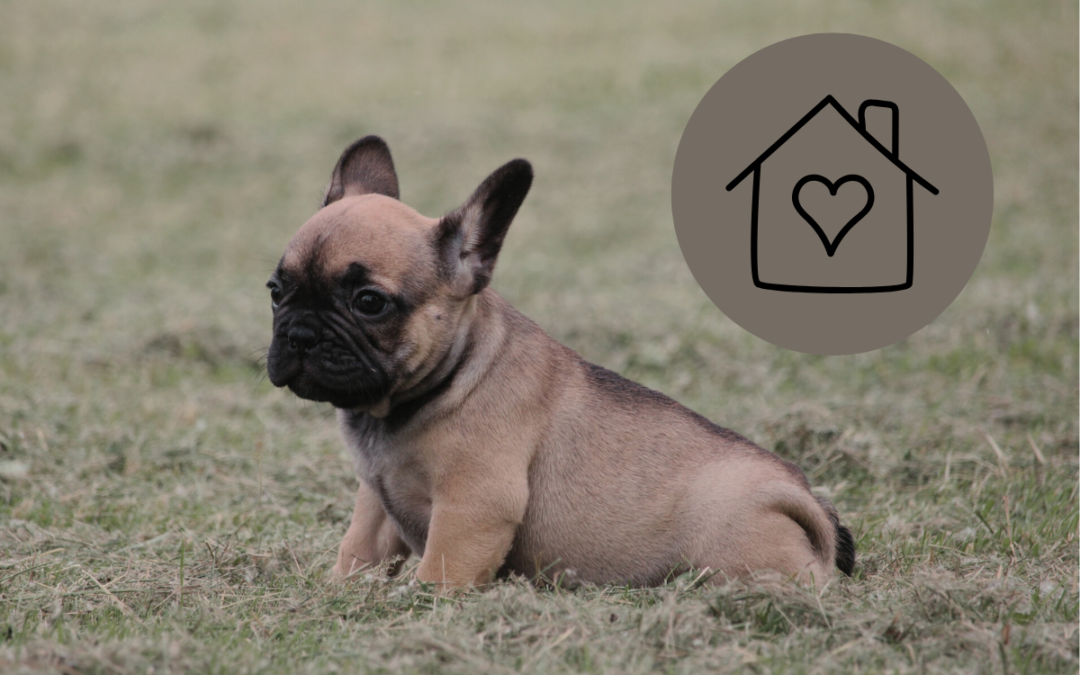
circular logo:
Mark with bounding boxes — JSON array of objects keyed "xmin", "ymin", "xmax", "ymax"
[{"xmin": 671, "ymin": 34, "xmax": 993, "ymax": 355}]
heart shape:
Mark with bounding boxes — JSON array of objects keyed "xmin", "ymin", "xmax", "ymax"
[{"xmin": 791, "ymin": 174, "xmax": 875, "ymax": 257}]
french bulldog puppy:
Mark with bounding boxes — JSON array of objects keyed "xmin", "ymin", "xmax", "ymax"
[{"xmin": 266, "ymin": 136, "xmax": 855, "ymax": 589}]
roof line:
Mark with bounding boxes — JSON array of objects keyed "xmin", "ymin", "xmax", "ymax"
[{"xmin": 725, "ymin": 95, "xmax": 938, "ymax": 195}]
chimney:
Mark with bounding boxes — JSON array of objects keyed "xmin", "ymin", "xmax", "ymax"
[{"xmin": 858, "ymin": 100, "xmax": 899, "ymax": 158}]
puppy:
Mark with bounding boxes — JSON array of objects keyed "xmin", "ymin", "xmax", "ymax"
[{"xmin": 266, "ymin": 136, "xmax": 855, "ymax": 589}]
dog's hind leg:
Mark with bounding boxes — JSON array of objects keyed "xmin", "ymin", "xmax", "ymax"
[
  {"xmin": 686, "ymin": 468, "xmax": 838, "ymax": 584},
  {"xmin": 754, "ymin": 483, "xmax": 837, "ymax": 583}
]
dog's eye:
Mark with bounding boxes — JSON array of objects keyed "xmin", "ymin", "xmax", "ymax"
[
  {"xmin": 355, "ymin": 291, "xmax": 388, "ymax": 316},
  {"xmin": 267, "ymin": 282, "xmax": 283, "ymax": 309}
]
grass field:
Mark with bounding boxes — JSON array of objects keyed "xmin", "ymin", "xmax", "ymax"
[{"xmin": 0, "ymin": 1, "xmax": 1077, "ymax": 673}]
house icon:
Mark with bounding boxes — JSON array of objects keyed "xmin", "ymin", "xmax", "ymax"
[{"xmin": 726, "ymin": 95, "xmax": 938, "ymax": 293}]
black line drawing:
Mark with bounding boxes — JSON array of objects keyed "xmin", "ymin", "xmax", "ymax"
[
  {"xmin": 792, "ymin": 174, "xmax": 875, "ymax": 257},
  {"xmin": 727, "ymin": 95, "xmax": 939, "ymax": 294}
]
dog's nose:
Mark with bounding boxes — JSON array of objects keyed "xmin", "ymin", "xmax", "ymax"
[{"xmin": 287, "ymin": 325, "xmax": 319, "ymax": 354}]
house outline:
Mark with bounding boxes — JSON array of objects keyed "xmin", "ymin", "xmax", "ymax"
[{"xmin": 726, "ymin": 95, "xmax": 939, "ymax": 294}]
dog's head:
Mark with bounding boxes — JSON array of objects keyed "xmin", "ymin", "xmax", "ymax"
[{"xmin": 265, "ymin": 136, "xmax": 532, "ymax": 411}]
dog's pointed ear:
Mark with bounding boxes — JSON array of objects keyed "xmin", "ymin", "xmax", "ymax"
[
  {"xmin": 324, "ymin": 136, "xmax": 400, "ymax": 206},
  {"xmin": 433, "ymin": 159, "xmax": 533, "ymax": 295}
]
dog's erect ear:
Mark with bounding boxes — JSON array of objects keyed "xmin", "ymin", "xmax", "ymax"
[
  {"xmin": 433, "ymin": 159, "xmax": 533, "ymax": 295},
  {"xmin": 323, "ymin": 136, "xmax": 400, "ymax": 206}
]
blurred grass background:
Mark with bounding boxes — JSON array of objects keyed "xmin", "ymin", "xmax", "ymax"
[{"xmin": 0, "ymin": 1, "xmax": 1076, "ymax": 673}]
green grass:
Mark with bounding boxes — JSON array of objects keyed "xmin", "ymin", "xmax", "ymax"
[{"xmin": 0, "ymin": 0, "xmax": 1077, "ymax": 673}]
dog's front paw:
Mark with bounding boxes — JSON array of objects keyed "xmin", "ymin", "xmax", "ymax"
[{"xmin": 331, "ymin": 558, "xmax": 367, "ymax": 582}]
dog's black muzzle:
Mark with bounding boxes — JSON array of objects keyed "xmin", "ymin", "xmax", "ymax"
[{"xmin": 267, "ymin": 313, "xmax": 390, "ymax": 409}]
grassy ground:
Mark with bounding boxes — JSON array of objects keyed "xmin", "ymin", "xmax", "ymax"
[{"xmin": 0, "ymin": 1, "xmax": 1076, "ymax": 673}]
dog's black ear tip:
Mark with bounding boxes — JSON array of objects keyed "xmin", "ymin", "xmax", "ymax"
[
  {"xmin": 491, "ymin": 158, "xmax": 533, "ymax": 197},
  {"xmin": 348, "ymin": 135, "xmax": 391, "ymax": 153},
  {"xmin": 470, "ymin": 158, "xmax": 533, "ymax": 207},
  {"xmin": 504, "ymin": 158, "xmax": 533, "ymax": 181},
  {"xmin": 339, "ymin": 136, "xmax": 395, "ymax": 170}
]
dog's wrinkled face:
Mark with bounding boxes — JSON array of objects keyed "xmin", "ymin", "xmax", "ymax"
[
  {"xmin": 266, "ymin": 196, "xmax": 442, "ymax": 408},
  {"xmin": 266, "ymin": 136, "xmax": 532, "ymax": 411}
]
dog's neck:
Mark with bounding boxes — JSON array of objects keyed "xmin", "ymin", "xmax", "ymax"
[{"xmin": 352, "ymin": 290, "xmax": 512, "ymax": 432}]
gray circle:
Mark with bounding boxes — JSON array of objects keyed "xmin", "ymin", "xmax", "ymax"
[{"xmin": 672, "ymin": 34, "xmax": 993, "ymax": 355}]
